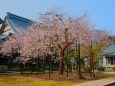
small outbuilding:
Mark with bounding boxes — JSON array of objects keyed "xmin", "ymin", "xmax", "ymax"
[{"xmin": 101, "ymin": 44, "xmax": 115, "ymax": 71}]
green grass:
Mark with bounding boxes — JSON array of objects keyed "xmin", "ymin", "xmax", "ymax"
[
  {"xmin": 0, "ymin": 72, "xmax": 115, "ymax": 86},
  {"xmin": 96, "ymin": 72, "xmax": 115, "ymax": 78},
  {"xmin": 0, "ymin": 74, "xmax": 87, "ymax": 86}
]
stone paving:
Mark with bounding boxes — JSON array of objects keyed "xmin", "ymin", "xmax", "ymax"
[{"xmin": 73, "ymin": 77, "xmax": 115, "ymax": 86}]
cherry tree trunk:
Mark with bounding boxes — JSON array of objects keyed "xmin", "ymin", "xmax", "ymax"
[
  {"xmin": 59, "ymin": 51, "xmax": 64, "ymax": 75},
  {"xmin": 89, "ymin": 42, "xmax": 95, "ymax": 78}
]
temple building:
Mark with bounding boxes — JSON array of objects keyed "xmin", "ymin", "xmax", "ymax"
[
  {"xmin": 0, "ymin": 12, "xmax": 32, "ymax": 66},
  {"xmin": 0, "ymin": 12, "xmax": 32, "ymax": 36},
  {"xmin": 100, "ymin": 44, "xmax": 115, "ymax": 71}
]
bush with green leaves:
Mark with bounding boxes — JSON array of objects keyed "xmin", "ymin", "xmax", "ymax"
[{"xmin": 0, "ymin": 65, "xmax": 8, "ymax": 73}]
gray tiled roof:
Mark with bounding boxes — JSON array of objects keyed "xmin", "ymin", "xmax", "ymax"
[
  {"xmin": 6, "ymin": 12, "xmax": 33, "ymax": 32},
  {"xmin": 102, "ymin": 44, "xmax": 115, "ymax": 55}
]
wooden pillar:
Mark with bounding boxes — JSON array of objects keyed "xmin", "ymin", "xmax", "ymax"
[
  {"xmin": 110, "ymin": 58, "xmax": 111, "ymax": 66},
  {"xmin": 106, "ymin": 58, "xmax": 108, "ymax": 66},
  {"xmin": 112, "ymin": 58, "xmax": 114, "ymax": 65},
  {"xmin": 114, "ymin": 58, "xmax": 115, "ymax": 65},
  {"xmin": 113, "ymin": 57, "xmax": 115, "ymax": 65}
]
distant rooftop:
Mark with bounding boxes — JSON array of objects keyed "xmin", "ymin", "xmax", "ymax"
[
  {"xmin": 0, "ymin": 12, "xmax": 33, "ymax": 43},
  {"xmin": 102, "ymin": 44, "xmax": 115, "ymax": 56},
  {"xmin": 6, "ymin": 12, "xmax": 33, "ymax": 32}
]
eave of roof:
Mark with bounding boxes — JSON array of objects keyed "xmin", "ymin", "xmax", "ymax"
[
  {"xmin": 102, "ymin": 44, "xmax": 115, "ymax": 55},
  {"xmin": 6, "ymin": 12, "xmax": 33, "ymax": 32}
]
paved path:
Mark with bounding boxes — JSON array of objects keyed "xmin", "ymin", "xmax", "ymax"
[{"xmin": 73, "ymin": 77, "xmax": 115, "ymax": 86}]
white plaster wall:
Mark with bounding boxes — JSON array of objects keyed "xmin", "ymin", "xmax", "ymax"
[{"xmin": 103, "ymin": 56, "xmax": 106, "ymax": 67}]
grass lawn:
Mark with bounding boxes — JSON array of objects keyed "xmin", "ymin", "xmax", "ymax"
[
  {"xmin": 0, "ymin": 74, "xmax": 88, "ymax": 86},
  {"xmin": 0, "ymin": 75, "xmax": 74, "ymax": 86},
  {"xmin": 0, "ymin": 72, "xmax": 115, "ymax": 86},
  {"xmin": 96, "ymin": 72, "xmax": 115, "ymax": 78}
]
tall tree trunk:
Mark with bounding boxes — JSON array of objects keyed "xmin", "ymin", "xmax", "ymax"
[
  {"xmin": 91, "ymin": 42, "xmax": 95, "ymax": 78},
  {"xmin": 77, "ymin": 41, "xmax": 82, "ymax": 79},
  {"xmin": 66, "ymin": 63, "xmax": 69, "ymax": 77},
  {"xmin": 89, "ymin": 44, "xmax": 92, "ymax": 77},
  {"xmin": 51, "ymin": 60, "xmax": 53, "ymax": 74},
  {"xmin": 42, "ymin": 59, "xmax": 45, "ymax": 74},
  {"xmin": 48, "ymin": 54, "xmax": 51, "ymax": 77},
  {"xmin": 42, "ymin": 54, "xmax": 46, "ymax": 74},
  {"xmin": 89, "ymin": 41, "xmax": 95, "ymax": 78},
  {"xmin": 66, "ymin": 46, "xmax": 69, "ymax": 77},
  {"xmin": 59, "ymin": 51, "xmax": 64, "ymax": 74}
]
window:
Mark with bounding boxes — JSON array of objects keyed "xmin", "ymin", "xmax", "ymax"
[{"xmin": 111, "ymin": 58, "xmax": 113, "ymax": 65}]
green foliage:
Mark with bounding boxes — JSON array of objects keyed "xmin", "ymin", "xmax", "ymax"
[
  {"xmin": 92, "ymin": 44, "xmax": 107, "ymax": 62},
  {"xmin": 0, "ymin": 65, "xmax": 8, "ymax": 73},
  {"xmin": 64, "ymin": 47, "xmax": 77, "ymax": 62}
]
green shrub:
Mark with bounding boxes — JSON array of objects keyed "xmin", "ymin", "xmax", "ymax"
[{"xmin": 0, "ymin": 65, "xmax": 8, "ymax": 73}]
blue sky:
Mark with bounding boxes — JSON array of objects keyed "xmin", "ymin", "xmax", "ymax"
[{"xmin": 0, "ymin": 0, "xmax": 115, "ymax": 35}]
